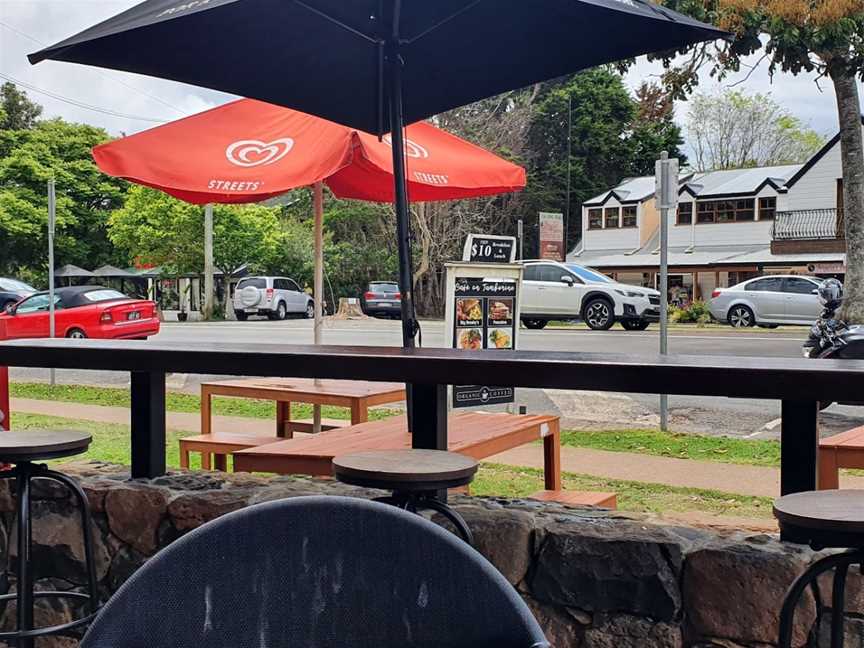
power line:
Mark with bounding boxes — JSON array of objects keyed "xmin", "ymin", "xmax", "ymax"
[
  {"xmin": 0, "ymin": 19, "xmax": 187, "ymax": 116},
  {"xmin": 0, "ymin": 71, "xmax": 168, "ymax": 123}
]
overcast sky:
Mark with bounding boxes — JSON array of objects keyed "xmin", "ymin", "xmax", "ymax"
[{"xmin": 2, "ymin": 0, "xmax": 862, "ymax": 149}]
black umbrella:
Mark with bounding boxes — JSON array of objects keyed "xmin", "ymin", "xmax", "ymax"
[{"xmin": 29, "ymin": 0, "xmax": 726, "ymax": 350}]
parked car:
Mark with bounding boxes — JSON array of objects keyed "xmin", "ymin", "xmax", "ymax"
[
  {"xmin": 360, "ymin": 281, "xmax": 401, "ymax": 319},
  {"xmin": 709, "ymin": 275, "xmax": 824, "ymax": 327},
  {"xmin": 0, "ymin": 285, "xmax": 159, "ymax": 340},
  {"xmin": 233, "ymin": 276, "xmax": 314, "ymax": 321},
  {"xmin": 520, "ymin": 260, "xmax": 661, "ymax": 331},
  {"xmin": 0, "ymin": 278, "xmax": 36, "ymax": 311}
]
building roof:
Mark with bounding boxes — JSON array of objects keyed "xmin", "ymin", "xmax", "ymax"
[
  {"xmin": 681, "ymin": 164, "xmax": 801, "ymax": 199},
  {"xmin": 572, "ymin": 243, "xmax": 844, "ymax": 270},
  {"xmin": 783, "ymin": 115, "xmax": 864, "ymax": 190},
  {"xmin": 54, "ymin": 264, "xmax": 95, "ymax": 278}
]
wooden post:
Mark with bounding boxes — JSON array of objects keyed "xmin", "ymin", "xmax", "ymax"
[
  {"xmin": 780, "ymin": 399, "xmax": 819, "ymax": 497},
  {"xmin": 693, "ymin": 272, "xmax": 701, "ymax": 301},
  {"xmin": 130, "ymin": 371, "xmax": 166, "ymax": 479}
]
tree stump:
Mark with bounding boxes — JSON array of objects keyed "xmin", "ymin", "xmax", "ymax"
[{"xmin": 334, "ymin": 298, "xmax": 367, "ymax": 319}]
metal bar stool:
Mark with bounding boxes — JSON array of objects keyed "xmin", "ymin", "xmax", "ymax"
[
  {"xmin": 0, "ymin": 430, "xmax": 98, "ymax": 648},
  {"xmin": 333, "ymin": 449, "xmax": 478, "ymax": 545},
  {"xmin": 774, "ymin": 489, "xmax": 864, "ymax": 648}
]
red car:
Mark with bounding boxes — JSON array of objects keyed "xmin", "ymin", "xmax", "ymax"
[{"xmin": 0, "ymin": 286, "xmax": 159, "ymax": 340}]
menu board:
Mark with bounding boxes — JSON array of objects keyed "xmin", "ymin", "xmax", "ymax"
[{"xmin": 452, "ymin": 277, "xmax": 516, "ymax": 408}]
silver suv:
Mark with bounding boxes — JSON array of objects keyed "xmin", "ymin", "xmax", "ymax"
[
  {"xmin": 233, "ymin": 276, "xmax": 314, "ymax": 321},
  {"xmin": 520, "ymin": 260, "xmax": 661, "ymax": 331}
]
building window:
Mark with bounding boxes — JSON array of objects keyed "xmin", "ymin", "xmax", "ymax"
[
  {"xmin": 604, "ymin": 207, "xmax": 620, "ymax": 228},
  {"xmin": 677, "ymin": 203, "xmax": 693, "ymax": 225},
  {"xmin": 759, "ymin": 197, "xmax": 776, "ymax": 220},
  {"xmin": 695, "ymin": 199, "xmax": 755, "ymax": 224},
  {"xmin": 587, "ymin": 208, "xmax": 603, "ymax": 229},
  {"xmin": 622, "ymin": 206, "xmax": 637, "ymax": 228}
]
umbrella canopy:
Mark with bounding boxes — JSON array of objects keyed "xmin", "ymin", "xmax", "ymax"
[
  {"xmin": 92, "ymin": 264, "xmax": 136, "ymax": 277},
  {"xmin": 28, "ymin": 0, "xmax": 726, "ymax": 136},
  {"xmin": 92, "ymin": 98, "xmax": 526, "ymax": 204},
  {"xmin": 54, "ymin": 264, "xmax": 95, "ymax": 278}
]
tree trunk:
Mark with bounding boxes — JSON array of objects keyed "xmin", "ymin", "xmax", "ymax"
[{"xmin": 832, "ymin": 70, "xmax": 864, "ymax": 323}]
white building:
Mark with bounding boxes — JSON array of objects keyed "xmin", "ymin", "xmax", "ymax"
[{"xmin": 571, "ymin": 119, "xmax": 861, "ymax": 302}]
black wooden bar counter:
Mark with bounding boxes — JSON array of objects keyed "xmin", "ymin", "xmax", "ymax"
[{"xmin": 2, "ymin": 339, "xmax": 863, "ymax": 496}]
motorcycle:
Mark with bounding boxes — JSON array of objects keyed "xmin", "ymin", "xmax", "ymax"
[{"xmin": 803, "ymin": 289, "xmax": 864, "ymax": 409}]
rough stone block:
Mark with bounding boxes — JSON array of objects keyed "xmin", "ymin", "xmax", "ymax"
[
  {"xmin": 104, "ymin": 484, "xmax": 168, "ymax": 555},
  {"xmin": 458, "ymin": 506, "xmax": 535, "ymax": 586},
  {"xmin": 583, "ymin": 613, "xmax": 682, "ymax": 648},
  {"xmin": 167, "ymin": 490, "xmax": 251, "ymax": 532}
]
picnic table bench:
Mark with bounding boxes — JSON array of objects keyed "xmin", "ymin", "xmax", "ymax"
[{"xmin": 233, "ymin": 411, "xmax": 563, "ymax": 490}]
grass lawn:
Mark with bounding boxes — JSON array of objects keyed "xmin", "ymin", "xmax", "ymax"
[
  {"xmin": 13, "ymin": 412, "xmax": 773, "ymax": 518},
  {"xmin": 11, "ymin": 382, "xmax": 399, "ymax": 422},
  {"xmin": 561, "ymin": 429, "xmax": 781, "ymax": 467}
]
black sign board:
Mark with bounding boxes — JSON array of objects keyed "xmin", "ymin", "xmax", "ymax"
[
  {"xmin": 467, "ymin": 236, "xmax": 516, "ymax": 264},
  {"xmin": 452, "ymin": 276, "xmax": 517, "ymax": 408}
]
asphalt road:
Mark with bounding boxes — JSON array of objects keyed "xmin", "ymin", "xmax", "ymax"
[{"xmin": 10, "ymin": 318, "xmax": 864, "ymax": 438}]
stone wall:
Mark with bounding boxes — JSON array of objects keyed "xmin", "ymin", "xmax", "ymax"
[{"xmin": 2, "ymin": 462, "xmax": 851, "ymax": 647}]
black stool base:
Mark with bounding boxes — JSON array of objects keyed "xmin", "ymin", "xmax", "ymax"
[
  {"xmin": 0, "ymin": 462, "xmax": 100, "ymax": 648},
  {"xmin": 778, "ymin": 549, "xmax": 864, "ymax": 648},
  {"xmin": 375, "ymin": 492, "xmax": 474, "ymax": 545}
]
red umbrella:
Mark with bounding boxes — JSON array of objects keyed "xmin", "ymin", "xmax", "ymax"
[
  {"xmin": 94, "ymin": 98, "xmax": 525, "ymax": 432},
  {"xmin": 93, "ymin": 98, "xmax": 526, "ymax": 205}
]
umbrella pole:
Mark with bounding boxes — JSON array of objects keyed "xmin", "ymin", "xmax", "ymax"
[{"xmin": 313, "ymin": 181, "xmax": 324, "ymax": 434}]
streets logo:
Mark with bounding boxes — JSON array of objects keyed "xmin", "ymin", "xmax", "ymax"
[
  {"xmin": 156, "ymin": 0, "xmax": 213, "ymax": 18},
  {"xmin": 382, "ymin": 135, "xmax": 429, "ymax": 159}
]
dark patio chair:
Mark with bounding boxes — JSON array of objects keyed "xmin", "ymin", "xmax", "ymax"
[{"xmin": 81, "ymin": 496, "xmax": 550, "ymax": 648}]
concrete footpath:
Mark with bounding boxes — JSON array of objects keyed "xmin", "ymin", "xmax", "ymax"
[{"xmin": 14, "ymin": 397, "xmax": 864, "ymax": 498}]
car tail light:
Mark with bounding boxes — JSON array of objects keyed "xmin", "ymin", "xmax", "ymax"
[
  {"xmin": 266, "ymin": 288, "xmax": 274, "ymax": 301},
  {"xmin": 394, "ymin": 292, "xmax": 401, "ymax": 300},
  {"xmin": 100, "ymin": 311, "xmax": 113, "ymax": 323},
  {"xmin": 711, "ymin": 289, "xmax": 722, "ymax": 299},
  {"xmin": 364, "ymin": 291, "xmax": 374, "ymax": 300}
]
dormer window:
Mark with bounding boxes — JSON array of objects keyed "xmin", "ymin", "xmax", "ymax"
[
  {"xmin": 588, "ymin": 208, "xmax": 603, "ymax": 229},
  {"xmin": 604, "ymin": 207, "xmax": 620, "ymax": 228},
  {"xmin": 622, "ymin": 206, "xmax": 637, "ymax": 228}
]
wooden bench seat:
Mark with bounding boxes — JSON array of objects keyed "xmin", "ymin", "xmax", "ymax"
[
  {"xmin": 180, "ymin": 433, "xmax": 283, "ymax": 471},
  {"xmin": 529, "ymin": 489, "xmax": 617, "ymax": 509},
  {"xmin": 819, "ymin": 426, "xmax": 864, "ymax": 489}
]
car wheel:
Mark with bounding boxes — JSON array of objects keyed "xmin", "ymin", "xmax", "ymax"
[
  {"xmin": 583, "ymin": 298, "xmax": 614, "ymax": 330},
  {"xmin": 621, "ymin": 320, "xmax": 650, "ymax": 331},
  {"xmin": 728, "ymin": 305, "xmax": 755, "ymax": 328},
  {"xmin": 234, "ymin": 311, "xmax": 248, "ymax": 321},
  {"xmin": 66, "ymin": 328, "xmax": 87, "ymax": 339},
  {"xmin": 305, "ymin": 302, "xmax": 315, "ymax": 319},
  {"xmin": 522, "ymin": 319, "xmax": 547, "ymax": 330},
  {"xmin": 275, "ymin": 301, "xmax": 288, "ymax": 321}
]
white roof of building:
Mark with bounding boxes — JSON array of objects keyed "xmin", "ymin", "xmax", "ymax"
[
  {"xmin": 583, "ymin": 176, "xmax": 658, "ymax": 206},
  {"xmin": 572, "ymin": 244, "xmax": 843, "ymax": 269},
  {"xmin": 683, "ymin": 164, "xmax": 802, "ymax": 198}
]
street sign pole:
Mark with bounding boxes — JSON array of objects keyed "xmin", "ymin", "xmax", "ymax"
[
  {"xmin": 517, "ymin": 220, "xmax": 524, "ymax": 261},
  {"xmin": 655, "ymin": 152, "xmax": 678, "ymax": 432},
  {"xmin": 48, "ymin": 178, "xmax": 56, "ymax": 386}
]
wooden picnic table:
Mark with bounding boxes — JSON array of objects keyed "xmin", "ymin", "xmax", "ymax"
[
  {"xmin": 233, "ymin": 411, "xmax": 562, "ymax": 490},
  {"xmin": 200, "ymin": 378, "xmax": 406, "ymax": 470}
]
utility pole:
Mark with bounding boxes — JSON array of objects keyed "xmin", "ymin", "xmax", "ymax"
[
  {"xmin": 203, "ymin": 204, "xmax": 214, "ymax": 320},
  {"xmin": 48, "ymin": 178, "xmax": 56, "ymax": 386},
  {"xmin": 655, "ymin": 152, "xmax": 678, "ymax": 432},
  {"xmin": 564, "ymin": 93, "xmax": 572, "ymax": 257}
]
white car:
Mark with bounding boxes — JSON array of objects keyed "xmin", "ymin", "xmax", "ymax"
[
  {"xmin": 709, "ymin": 275, "xmax": 823, "ymax": 327},
  {"xmin": 232, "ymin": 276, "xmax": 314, "ymax": 321},
  {"xmin": 520, "ymin": 260, "xmax": 661, "ymax": 330}
]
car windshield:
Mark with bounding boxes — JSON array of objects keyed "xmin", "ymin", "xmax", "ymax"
[
  {"xmin": 565, "ymin": 264, "xmax": 613, "ymax": 284},
  {"xmin": 81, "ymin": 289, "xmax": 126, "ymax": 302},
  {"xmin": 370, "ymin": 283, "xmax": 399, "ymax": 294},
  {"xmin": 0, "ymin": 278, "xmax": 35, "ymax": 292},
  {"xmin": 237, "ymin": 278, "xmax": 267, "ymax": 290}
]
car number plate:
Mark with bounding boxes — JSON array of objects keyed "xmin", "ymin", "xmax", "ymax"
[
  {"xmin": 127, "ymin": 311, "xmax": 141, "ymax": 321},
  {"xmin": 379, "ymin": 301, "xmax": 393, "ymax": 307}
]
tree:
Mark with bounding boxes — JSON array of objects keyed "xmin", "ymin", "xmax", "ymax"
[
  {"xmin": 0, "ymin": 82, "xmax": 42, "ymax": 131},
  {"xmin": 525, "ymin": 69, "xmax": 687, "ymax": 252},
  {"xmin": 651, "ymin": 0, "xmax": 864, "ymax": 321},
  {"xmin": 109, "ymin": 186, "xmax": 289, "ymax": 312},
  {"xmin": 0, "ymin": 116, "xmax": 126, "ymax": 283},
  {"xmin": 687, "ymin": 88, "xmax": 826, "ymax": 170}
]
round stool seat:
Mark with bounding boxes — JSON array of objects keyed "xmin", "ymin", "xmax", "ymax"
[
  {"xmin": 333, "ymin": 449, "xmax": 478, "ymax": 492},
  {"xmin": 774, "ymin": 490, "xmax": 864, "ymax": 549},
  {"xmin": 0, "ymin": 430, "xmax": 92, "ymax": 463}
]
